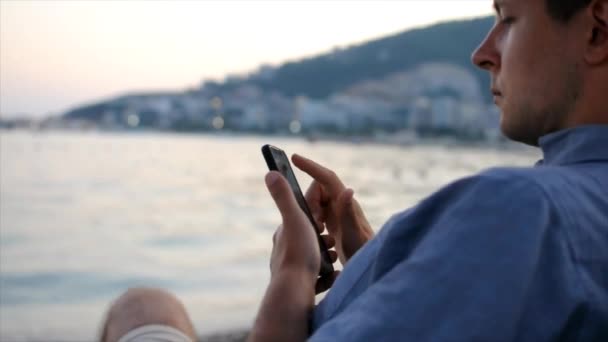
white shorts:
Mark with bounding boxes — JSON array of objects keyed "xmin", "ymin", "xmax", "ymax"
[{"xmin": 117, "ymin": 324, "xmax": 193, "ymax": 342}]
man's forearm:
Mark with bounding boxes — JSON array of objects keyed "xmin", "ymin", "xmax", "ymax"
[{"xmin": 248, "ymin": 269, "xmax": 316, "ymax": 342}]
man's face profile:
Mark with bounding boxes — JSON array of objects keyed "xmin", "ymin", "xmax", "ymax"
[{"xmin": 471, "ymin": 0, "xmax": 588, "ymax": 146}]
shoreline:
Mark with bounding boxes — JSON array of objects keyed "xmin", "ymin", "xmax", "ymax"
[{"xmin": 0, "ymin": 126, "xmax": 533, "ymax": 153}]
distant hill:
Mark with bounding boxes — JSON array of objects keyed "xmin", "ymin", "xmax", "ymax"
[
  {"xmin": 63, "ymin": 92, "xmax": 179, "ymax": 122},
  {"xmin": 64, "ymin": 16, "xmax": 495, "ymax": 121},
  {"xmin": 246, "ymin": 16, "xmax": 494, "ymax": 101}
]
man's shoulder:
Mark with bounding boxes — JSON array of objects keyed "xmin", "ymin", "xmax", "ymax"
[
  {"xmin": 473, "ymin": 164, "xmax": 604, "ymax": 207},
  {"xmin": 462, "ymin": 164, "xmax": 582, "ymax": 202},
  {"xmin": 475, "ymin": 165, "xmax": 560, "ymax": 187},
  {"xmin": 384, "ymin": 166, "xmax": 556, "ymax": 240},
  {"xmin": 479, "ymin": 164, "xmax": 542, "ymax": 182},
  {"xmin": 428, "ymin": 166, "xmax": 553, "ymax": 208},
  {"xmin": 436, "ymin": 165, "xmax": 607, "ymax": 233},
  {"xmin": 387, "ymin": 163, "xmax": 602, "ymax": 240}
]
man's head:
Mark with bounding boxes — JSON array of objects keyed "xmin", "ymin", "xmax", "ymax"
[
  {"xmin": 472, "ymin": 0, "xmax": 608, "ymax": 146},
  {"xmin": 545, "ymin": 0, "xmax": 592, "ymax": 23}
]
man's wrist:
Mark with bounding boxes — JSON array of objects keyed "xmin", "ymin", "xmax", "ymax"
[
  {"xmin": 271, "ymin": 266, "xmax": 317, "ymax": 290},
  {"xmin": 249, "ymin": 266, "xmax": 316, "ymax": 342}
]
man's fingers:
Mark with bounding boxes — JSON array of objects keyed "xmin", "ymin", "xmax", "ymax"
[
  {"xmin": 304, "ymin": 180, "xmax": 323, "ymax": 204},
  {"xmin": 321, "ymin": 234, "xmax": 335, "ymax": 249},
  {"xmin": 338, "ymin": 188, "xmax": 355, "ymax": 219},
  {"xmin": 265, "ymin": 171, "xmax": 300, "ymax": 218},
  {"xmin": 272, "ymin": 229, "xmax": 278, "ymax": 245},
  {"xmin": 328, "ymin": 250, "xmax": 338, "ymax": 263},
  {"xmin": 315, "ymin": 271, "xmax": 341, "ymax": 294},
  {"xmin": 305, "ymin": 181, "xmax": 328, "ymax": 233},
  {"xmin": 292, "ymin": 154, "xmax": 345, "ymax": 195},
  {"xmin": 339, "ymin": 188, "xmax": 355, "ymax": 205},
  {"xmin": 313, "ymin": 218, "xmax": 325, "ymax": 234}
]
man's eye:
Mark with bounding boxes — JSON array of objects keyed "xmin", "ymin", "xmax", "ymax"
[{"xmin": 501, "ymin": 16, "xmax": 516, "ymax": 25}]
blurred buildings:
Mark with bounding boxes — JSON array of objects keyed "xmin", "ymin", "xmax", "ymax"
[{"xmin": 26, "ymin": 62, "xmax": 500, "ymax": 143}]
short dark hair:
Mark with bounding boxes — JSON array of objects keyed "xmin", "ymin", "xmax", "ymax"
[{"xmin": 545, "ymin": 0, "xmax": 592, "ymax": 22}]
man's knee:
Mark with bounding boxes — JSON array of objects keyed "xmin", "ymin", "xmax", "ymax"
[{"xmin": 101, "ymin": 287, "xmax": 196, "ymax": 342}]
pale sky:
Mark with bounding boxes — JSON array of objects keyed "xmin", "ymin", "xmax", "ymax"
[{"xmin": 0, "ymin": 0, "xmax": 492, "ymax": 118}]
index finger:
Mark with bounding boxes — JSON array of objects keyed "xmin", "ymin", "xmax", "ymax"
[{"xmin": 292, "ymin": 154, "xmax": 345, "ymax": 196}]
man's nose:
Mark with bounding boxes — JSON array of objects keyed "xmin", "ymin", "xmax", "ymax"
[{"xmin": 471, "ymin": 30, "xmax": 500, "ymax": 71}]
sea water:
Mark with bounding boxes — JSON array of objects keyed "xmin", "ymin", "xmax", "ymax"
[{"xmin": 0, "ymin": 131, "xmax": 539, "ymax": 341}]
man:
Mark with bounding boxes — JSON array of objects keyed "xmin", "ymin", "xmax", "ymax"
[{"xmin": 102, "ymin": 0, "xmax": 608, "ymax": 340}]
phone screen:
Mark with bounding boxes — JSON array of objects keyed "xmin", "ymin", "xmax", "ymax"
[{"xmin": 262, "ymin": 144, "xmax": 334, "ymax": 276}]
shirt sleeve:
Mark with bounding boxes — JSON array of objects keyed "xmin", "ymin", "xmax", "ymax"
[{"xmin": 309, "ymin": 169, "xmax": 560, "ymax": 341}]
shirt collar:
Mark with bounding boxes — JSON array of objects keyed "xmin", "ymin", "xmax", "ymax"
[{"xmin": 537, "ymin": 125, "xmax": 608, "ymax": 166}]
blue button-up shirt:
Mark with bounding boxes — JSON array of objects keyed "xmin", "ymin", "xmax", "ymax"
[{"xmin": 310, "ymin": 125, "xmax": 608, "ymax": 341}]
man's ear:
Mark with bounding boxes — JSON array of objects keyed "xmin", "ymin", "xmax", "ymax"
[{"xmin": 585, "ymin": 0, "xmax": 608, "ymax": 65}]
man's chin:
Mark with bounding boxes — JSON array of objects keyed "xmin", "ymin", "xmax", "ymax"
[{"xmin": 500, "ymin": 119, "xmax": 541, "ymax": 147}]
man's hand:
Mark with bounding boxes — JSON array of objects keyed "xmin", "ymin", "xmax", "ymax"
[
  {"xmin": 266, "ymin": 170, "xmax": 340, "ymax": 294},
  {"xmin": 249, "ymin": 171, "xmax": 327, "ymax": 342},
  {"xmin": 266, "ymin": 171, "xmax": 320, "ymax": 280},
  {"xmin": 293, "ymin": 154, "xmax": 374, "ymax": 265}
]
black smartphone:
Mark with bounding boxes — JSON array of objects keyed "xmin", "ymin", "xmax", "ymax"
[{"xmin": 262, "ymin": 144, "xmax": 334, "ymax": 276}]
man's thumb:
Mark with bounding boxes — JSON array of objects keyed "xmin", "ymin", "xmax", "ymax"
[{"xmin": 265, "ymin": 171, "xmax": 299, "ymax": 217}]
